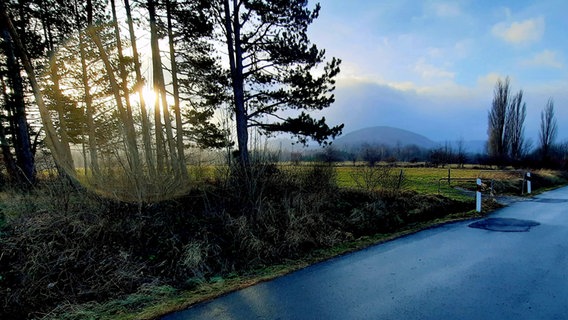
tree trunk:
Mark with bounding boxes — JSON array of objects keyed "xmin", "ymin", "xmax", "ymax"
[
  {"xmin": 50, "ymin": 53, "xmax": 75, "ymax": 172},
  {"xmin": 74, "ymin": 0, "xmax": 100, "ymax": 177},
  {"xmin": 87, "ymin": 28, "xmax": 142, "ymax": 182},
  {"xmin": 165, "ymin": 0, "xmax": 188, "ymax": 179},
  {"xmin": 110, "ymin": 0, "xmax": 143, "ymax": 177},
  {"xmin": 148, "ymin": 0, "xmax": 166, "ymax": 172},
  {"xmin": 1, "ymin": 27, "xmax": 35, "ymax": 184},
  {"xmin": 148, "ymin": 0, "xmax": 181, "ymax": 174},
  {"xmin": 124, "ymin": 0, "xmax": 155, "ymax": 177},
  {"xmin": 0, "ymin": 76, "xmax": 18, "ymax": 181},
  {"xmin": 78, "ymin": 31, "xmax": 100, "ymax": 177},
  {"xmin": 222, "ymin": 0, "xmax": 248, "ymax": 165},
  {"xmin": 0, "ymin": 2, "xmax": 66, "ymax": 176}
]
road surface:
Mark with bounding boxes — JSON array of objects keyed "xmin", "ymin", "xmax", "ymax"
[{"xmin": 163, "ymin": 187, "xmax": 568, "ymax": 320}]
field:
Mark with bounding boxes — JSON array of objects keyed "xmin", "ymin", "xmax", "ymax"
[
  {"xmin": 62, "ymin": 162, "xmax": 531, "ymax": 202},
  {"xmin": 315, "ymin": 163, "xmax": 530, "ymax": 200}
]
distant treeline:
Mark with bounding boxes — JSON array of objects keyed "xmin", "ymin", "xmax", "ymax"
[{"xmin": 276, "ymin": 141, "xmax": 568, "ymax": 169}]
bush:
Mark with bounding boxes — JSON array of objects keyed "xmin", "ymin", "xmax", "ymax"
[
  {"xmin": 216, "ymin": 161, "xmax": 346, "ymax": 267},
  {"xmin": 343, "ymin": 190, "xmax": 471, "ymax": 237},
  {"xmin": 350, "ymin": 165, "xmax": 407, "ymax": 194},
  {"xmin": 349, "ymin": 199, "xmax": 403, "ymax": 234}
]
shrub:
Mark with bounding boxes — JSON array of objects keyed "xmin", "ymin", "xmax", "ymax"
[{"xmin": 350, "ymin": 165, "xmax": 407, "ymax": 194}]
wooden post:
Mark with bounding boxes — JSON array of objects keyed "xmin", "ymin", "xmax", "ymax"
[{"xmin": 397, "ymin": 169, "xmax": 404, "ymax": 189}]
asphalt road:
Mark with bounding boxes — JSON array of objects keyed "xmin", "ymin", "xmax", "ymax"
[{"xmin": 163, "ymin": 187, "xmax": 568, "ymax": 320}]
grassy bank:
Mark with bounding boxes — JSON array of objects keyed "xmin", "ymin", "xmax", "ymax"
[
  {"xmin": 0, "ymin": 164, "xmax": 566, "ymax": 319},
  {"xmin": 58, "ymin": 209, "xmax": 489, "ymax": 320}
]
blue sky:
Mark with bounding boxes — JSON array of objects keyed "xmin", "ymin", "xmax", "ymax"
[{"xmin": 308, "ymin": 0, "xmax": 568, "ymax": 143}]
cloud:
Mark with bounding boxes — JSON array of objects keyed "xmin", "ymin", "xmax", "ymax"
[
  {"xmin": 414, "ymin": 59, "xmax": 455, "ymax": 80},
  {"xmin": 477, "ymin": 72, "xmax": 507, "ymax": 88},
  {"xmin": 521, "ymin": 50, "xmax": 563, "ymax": 68},
  {"xmin": 492, "ymin": 16, "xmax": 545, "ymax": 45}
]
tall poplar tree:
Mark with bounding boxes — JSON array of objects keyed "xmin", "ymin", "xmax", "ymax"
[
  {"xmin": 506, "ymin": 90, "xmax": 526, "ymax": 162},
  {"xmin": 539, "ymin": 99, "xmax": 557, "ymax": 161},
  {"xmin": 487, "ymin": 77, "xmax": 527, "ymax": 165},
  {"xmin": 487, "ymin": 77, "xmax": 510, "ymax": 163}
]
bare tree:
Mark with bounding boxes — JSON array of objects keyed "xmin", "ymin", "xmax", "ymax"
[
  {"xmin": 443, "ymin": 141, "xmax": 454, "ymax": 165},
  {"xmin": 428, "ymin": 143, "xmax": 452, "ymax": 168},
  {"xmin": 539, "ymin": 98, "xmax": 557, "ymax": 161},
  {"xmin": 487, "ymin": 77, "xmax": 527, "ymax": 165},
  {"xmin": 506, "ymin": 90, "xmax": 526, "ymax": 162},
  {"xmin": 109, "ymin": 0, "xmax": 142, "ymax": 173},
  {"xmin": 455, "ymin": 137, "xmax": 467, "ymax": 168},
  {"xmin": 360, "ymin": 143, "xmax": 381, "ymax": 167},
  {"xmin": 487, "ymin": 77, "xmax": 510, "ymax": 164}
]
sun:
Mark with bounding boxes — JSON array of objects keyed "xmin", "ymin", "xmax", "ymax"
[
  {"xmin": 129, "ymin": 85, "xmax": 158, "ymax": 112},
  {"xmin": 142, "ymin": 85, "xmax": 158, "ymax": 108}
]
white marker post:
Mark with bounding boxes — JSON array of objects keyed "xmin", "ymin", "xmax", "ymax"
[
  {"xmin": 526, "ymin": 172, "xmax": 532, "ymax": 194},
  {"xmin": 476, "ymin": 178, "xmax": 482, "ymax": 212}
]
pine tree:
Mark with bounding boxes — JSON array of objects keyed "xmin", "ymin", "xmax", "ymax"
[
  {"xmin": 213, "ymin": 0, "xmax": 343, "ymax": 165},
  {"xmin": 168, "ymin": 0, "xmax": 232, "ymax": 150}
]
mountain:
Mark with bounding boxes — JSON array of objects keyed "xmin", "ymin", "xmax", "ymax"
[
  {"xmin": 263, "ymin": 126, "xmax": 485, "ymax": 155},
  {"xmin": 334, "ymin": 126, "xmax": 437, "ymax": 149}
]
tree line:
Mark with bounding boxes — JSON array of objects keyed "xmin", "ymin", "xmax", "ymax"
[{"xmin": 294, "ymin": 141, "xmax": 466, "ymax": 167}]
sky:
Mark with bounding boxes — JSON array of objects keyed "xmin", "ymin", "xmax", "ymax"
[{"xmin": 307, "ymin": 0, "xmax": 568, "ymax": 143}]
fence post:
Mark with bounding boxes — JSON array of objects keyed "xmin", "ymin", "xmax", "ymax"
[
  {"xmin": 476, "ymin": 178, "xmax": 482, "ymax": 212},
  {"xmin": 397, "ymin": 169, "xmax": 404, "ymax": 190},
  {"xmin": 526, "ymin": 172, "xmax": 532, "ymax": 194},
  {"xmin": 448, "ymin": 167, "xmax": 451, "ymax": 186}
]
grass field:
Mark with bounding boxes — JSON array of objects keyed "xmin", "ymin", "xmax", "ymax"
[
  {"xmin": 51, "ymin": 162, "xmax": 532, "ymax": 203},
  {"xmin": 328, "ymin": 163, "xmax": 528, "ymax": 200}
]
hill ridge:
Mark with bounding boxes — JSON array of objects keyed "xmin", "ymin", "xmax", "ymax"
[{"xmin": 334, "ymin": 126, "xmax": 437, "ymax": 149}]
